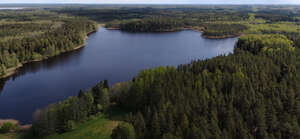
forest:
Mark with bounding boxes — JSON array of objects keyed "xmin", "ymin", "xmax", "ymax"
[
  {"xmin": 28, "ymin": 32, "xmax": 300, "ymax": 139},
  {"xmin": 55, "ymin": 5, "xmax": 300, "ymax": 38},
  {"xmin": 0, "ymin": 10, "xmax": 97, "ymax": 77},
  {"xmin": 2, "ymin": 5, "xmax": 300, "ymax": 139}
]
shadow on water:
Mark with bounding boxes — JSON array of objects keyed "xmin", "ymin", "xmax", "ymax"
[
  {"xmin": 0, "ymin": 47, "xmax": 85, "ymax": 94},
  {"xmin": 0, "ymin": 79, "xmax": 6, "ymax": 95}
]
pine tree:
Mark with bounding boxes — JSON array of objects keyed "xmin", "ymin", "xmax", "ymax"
[
  {"xmin": 111, "ymin": 123, "xmax": 136, "ymax": 139},
  {"xmin": 133, "ymin": 112, "xmax": 146, "ymax": 139}
]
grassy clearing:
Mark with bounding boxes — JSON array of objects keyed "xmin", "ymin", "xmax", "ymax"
[
  {"xmin": 45, "ymin": 115, "xmax": 120, "ymax": 139},
  {"xmin": 44, "ymin": 106, "xmax": 128, "ymax": 139},
  {"xmin": 0, "ymin": 133, "xmax": 18, "ymax": 139},
  {"xmin": 0, "ymin": 106, "xmax": 128, "ymax": 139},
  {"xmin": 0, "ymin": 133, "xmax": 25, "ymax": 139}
]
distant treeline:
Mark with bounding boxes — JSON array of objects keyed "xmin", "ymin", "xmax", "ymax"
[
  {"xmin": 54, "ymin": 7, "xmax": 250, "ymax": 23},
  {"xmin": 55, "ymin": 6, "xmax": 300, "ymax": 36},
  {"xmin": 107, "ymin": 17, "xmax": 248, "ymax": 38},
  {"xmin": 201, "ymin": 23, "xmax": 248, "ymax": 38},
  {"xmin": 118, "ymin": 17, "xmax": 184, "ymax": 32}
]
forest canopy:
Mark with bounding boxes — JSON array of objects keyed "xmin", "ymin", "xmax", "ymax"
[
  {"xmin": 2, "ymin": 5, "xmax": 300, "ymax": 139},
  {"xmin": 32, "ymin": 31, "xmax": 300, "ymax": 138},
  {"xmin": 0, "ymin": 10, "xmax": 97, "ymax": 77}
]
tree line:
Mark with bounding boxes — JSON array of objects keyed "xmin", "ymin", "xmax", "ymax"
[
  {"xmin": 25, "ymin": 6, "xmax": 300, "ymax": 139},
  {"xmin": 31, "ymin": 33, "xmax": 300, "ymax": 139},
  {"xmin": 32, "ymin": 81, "xmax": 110, "ymax": 136},
  {"xmin": 113, "ymin": 34, "xmax": 300, "ymax": 139},
  {"xmin": 119, "ymin": 17, "xmax": 184, "ymax": 32},
  {"xmin": 0, "ymin": 19, "xmax": 97, "ymax": 76},
  {"xmin": 201, "ymin": 23, "xmax": 248, "ymax": 38}
]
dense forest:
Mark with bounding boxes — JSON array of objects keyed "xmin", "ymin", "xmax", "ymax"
[
  {"xmin": 31, "ymin": 34, "xmax": 300, "ymax": 139},
  {"xmin": 0, "ymin": 10, "xmax": 97, "ymax": 77},
  {"xmin": 119, "ymin": 17, "xmax": 184, "ymax": 32},
  {"xmin": 31, "ymin": 81, "xmax": 110, "ymax": 136},
  {"xmin": 2, "ymin": 5, "xmax": 300, "ymax": 139}
]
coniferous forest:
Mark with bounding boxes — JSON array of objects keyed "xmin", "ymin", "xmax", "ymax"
[
  {"xmin": 31, "ymin": 34, "xmax": 300, "ymax": 139},
  {"xmin": 0, "ymin": 10, "xmax": 97, "ymax": 77},
  {"xmin": 2, "ymin": 4, "xmax": 300, "ymax": 139}
]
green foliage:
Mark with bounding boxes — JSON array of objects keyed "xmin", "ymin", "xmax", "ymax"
[
  {"xmin": 0, "ymin": 10, "xmax": 97, "ymax": 77},
  {"xmin": 57, "ymin": 5, "xmax": 300, "ymax": 38},
  {"xmin": 93, "ymin": 81, "xmax": 111, "ymax": 111},
  {"xmin": 162, "ymin": 133, "xmax": 181, "ymax": 139},
  {"xmin": 17, "ymin": 5, "xmax": 300, "ymax": 139},
  {"xmin": 113, "ymin": 34, "xmax": 300, "ymax": 139},
  {"xmin": 32, "ymin": 81, "xmax": 109, "ymax": 137},
  {"xmin": 120, "ymin": 17, "xmax": 184, "ymax": 32},
  {"xmin": 133, "ymin": 112, "xmax": 145, "ymax": 139},
  {"xmin": 236, "ymin": 34, "xmax": 294, "ymax": 54},
  {"xmin": 65, "ymin": 120, "xmax": 76, "ymax": 132},
  {"xmin": 111, "ymin": 122, "xmax": 136, "ymax": 139},
  {"xmin": 201, "ymin": 23, "xmax": 248, "ymax": 37},
  {"xmin": 0, "ymin": 122, "xmax": 15, "ymax": 133},
  {"xmin": 45, "ymin": 115, "xmax": 120, "ymax": 139}
]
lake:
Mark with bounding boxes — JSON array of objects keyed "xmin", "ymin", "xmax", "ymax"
[{"xmin": 0, "ymin": 28, "xmax": 238, "ymax": 124}]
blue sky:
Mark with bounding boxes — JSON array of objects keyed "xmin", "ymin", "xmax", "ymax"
[{"xmin": 1, "ymin": 0, "xmax": 300, "ymax": 4}]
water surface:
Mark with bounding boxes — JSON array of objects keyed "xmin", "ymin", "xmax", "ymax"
[{"xmin": 0, "ymin": 28, "xmax": 238, "ymax": 124}]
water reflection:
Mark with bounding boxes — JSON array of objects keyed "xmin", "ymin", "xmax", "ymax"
[
  {"xmin": 0, "ymin": 79, "xmax": 6, "ymax": 94},
  {"xmin": 0, "ymin": 28, "xmax": 237, "ymax": 124},
  {"xmin": 0, "ymin": 47, "xmax": 85, "ymax": 94}
]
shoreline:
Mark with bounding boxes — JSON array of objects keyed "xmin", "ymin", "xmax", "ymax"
[
  {"xmin": 201, "ymin": 34, "xmax": 239, "ymax": 39},
  {"xmin": 0, "ymin": 119, "xmax": 31, "ymax": 131},
  {"xmin": 0, "ymin": 29, "xmax": 97, "ymax": 79},
  {"xmin": 104, "ymin": 25, "xmax": 238, "ymax": 39},
  {"xmin": 0, "ymin": 24, "xmax": 236, "ymax": 79}
]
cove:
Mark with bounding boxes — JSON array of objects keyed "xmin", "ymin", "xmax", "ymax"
[{"xmin": 0, "ymin": 28, "xmax": 238, "ymax": 124}]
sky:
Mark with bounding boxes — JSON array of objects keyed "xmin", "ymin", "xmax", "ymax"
[{"xmin": 0, "ymin": 0, "xmax": 300, "ymax": 4}]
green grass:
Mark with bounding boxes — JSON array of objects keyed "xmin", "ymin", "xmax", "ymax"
[
  {"xmin": 0, "ymin": 104, "xmax": 128, "ymax": 139},
  {"xmin": 0, "ymin": 133, "xmax": 18, "ymax": 139},
  {"xmin": 0, "ymin": 118, "xmax": 117, "ymax": 139},
  {"xmin": 45, "ymin": 115, "xmax": 119, "ymax": 139},
  {"xmin": 44, "ymin": 106, "xmax": 128, "ymax": 139},
  {"xmin": 0, "ymin": 106, "xmax": 128, "ymax": 139},
  {"xmin": 0, "ymin": 133, "xmax": 25, "ymax": 139}
]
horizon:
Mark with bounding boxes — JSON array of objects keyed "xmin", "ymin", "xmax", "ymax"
[
  {"xmin": 1, "ymin": 0, "xmax": 300, "ymax": 5},
  {"xmin": 1, "ymin": 3, "xmax": 300, "ymax": 5}
]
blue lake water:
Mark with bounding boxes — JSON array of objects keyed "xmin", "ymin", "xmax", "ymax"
[{"xmin": 0, "ymin": 28, "xmax": 238, "ymax": 124}]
